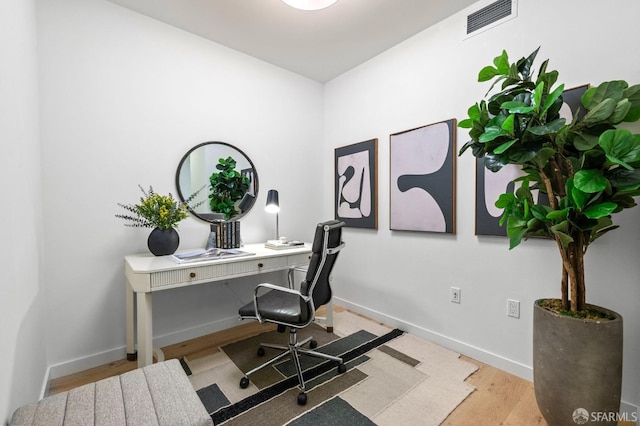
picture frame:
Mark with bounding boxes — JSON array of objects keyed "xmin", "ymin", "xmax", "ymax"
[
  {"xmin": 475, "ymin": 84, "xmax": 589, "ymax": 236},
  {"xmin": 334, "ymin": 139, "xmax": 378, "ymax": 229},
  {"xmin": 390, "ymin": 119, "xmax": 456, "ymax": 233}
]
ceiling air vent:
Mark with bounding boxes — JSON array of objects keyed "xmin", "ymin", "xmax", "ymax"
[{"xmin": 465, "ymin": 0, "xmax": 517, "ymax": 38}]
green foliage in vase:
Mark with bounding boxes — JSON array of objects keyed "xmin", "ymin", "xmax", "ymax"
[
  {"xmin": 116, "ymin": 185, "xmax": 203, "ymax": 230},
  {"xmin": 459, "ymin": 47, "xmax": 640, "ymax": 314},
  {"xmin": 209, "ymin": 156, "xmax": 250, "ymax": 220}
]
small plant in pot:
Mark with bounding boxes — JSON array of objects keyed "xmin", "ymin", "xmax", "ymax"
[
  {"xmin": 116, "ymin": 185, "xmax": 203, "ymax": 256},
  {"xmin": 209, "ymin": 156, "xmax": 250, "ymax": 220},
  {"xmin": 459, "ymin": 47, "xmax": 640, "ymax": 425}
]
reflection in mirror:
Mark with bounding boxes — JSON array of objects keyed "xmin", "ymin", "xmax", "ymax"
[{"xmin": 176, "ymin": 142, "xmax": 258, "ymax": 222}]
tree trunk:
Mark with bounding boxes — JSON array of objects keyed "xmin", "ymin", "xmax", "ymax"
[{"xmin": 562, "ymin": 240, "xmax": 586, "ymax": 312}]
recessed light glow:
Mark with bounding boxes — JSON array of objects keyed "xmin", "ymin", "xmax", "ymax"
[{"xmin": 282, "ymin": 0, "xmax": 338, "ymax": 11}]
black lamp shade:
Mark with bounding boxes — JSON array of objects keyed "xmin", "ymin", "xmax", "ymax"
[
  {"xmin": 238, "ymin": 193, "xmax": 255, "ymax": 212},
  {"xmin": 265, "ymin": 190, "xmax": 279, "ymax": 213}
]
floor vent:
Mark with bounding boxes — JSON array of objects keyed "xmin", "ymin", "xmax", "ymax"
[{"xmin": 465, "ymin": 0, "xmax": 517, "ymax": 38}]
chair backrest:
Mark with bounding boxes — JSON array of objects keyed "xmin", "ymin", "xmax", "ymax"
[{"xmin": 300, "ymin": 220, "xmax": 345, "ymax": 311}]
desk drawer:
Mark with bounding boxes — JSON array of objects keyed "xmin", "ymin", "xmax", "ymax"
[
  {"xmin": 149, "ymin": 256, "xmax": 291, "ymax": 289},
  {"xmin": 288, "ymin": 253, "xmax": 311, "ymax": 266}
]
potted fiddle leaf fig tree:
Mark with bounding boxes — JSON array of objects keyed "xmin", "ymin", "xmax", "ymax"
[{"xmin": 459, "ymin": 47, "xmax": 640, "ymax": 425}]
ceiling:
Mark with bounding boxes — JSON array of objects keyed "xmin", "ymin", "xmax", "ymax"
[{"xmin": 107, "ymin": 0, "xmax": 478, "ymax": 83}]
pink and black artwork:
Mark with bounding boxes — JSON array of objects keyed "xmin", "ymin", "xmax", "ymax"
[{"xmin": 390, "ymin": 119, "xmax": 456, "ymax": 233}]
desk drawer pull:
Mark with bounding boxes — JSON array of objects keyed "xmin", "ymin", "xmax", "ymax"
[
  {"xmin": 258, "ymin": 263, "xmax": 264, "ymax": 268},
  {"xmin": 190, "ymin": 272, "xmax": 196, "ymax": 278}
]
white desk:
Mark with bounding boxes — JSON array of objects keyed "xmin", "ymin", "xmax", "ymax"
[{"xmin": 125, "ymin": 243, "xmax": 313, "ymax": 368}]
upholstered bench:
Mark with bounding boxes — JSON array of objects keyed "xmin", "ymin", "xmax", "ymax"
[{"xmin": 10, "ymin": 359, "xmax": 212, "ymax": 426}]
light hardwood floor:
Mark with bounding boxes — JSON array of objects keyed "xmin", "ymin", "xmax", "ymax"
[{"xmin": 47, "ymin": 308, "xmax": 631, "ymax": 426}]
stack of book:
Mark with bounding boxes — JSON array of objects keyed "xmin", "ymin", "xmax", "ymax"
[{"xmin": 211, "ymin": 221, "xmax": 241, "ymax": 249}]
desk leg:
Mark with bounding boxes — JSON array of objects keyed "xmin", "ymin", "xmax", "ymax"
[
  {"xmin": 326, "ymin": 299, "xmax": 334, "ymax": 333},
  {"xmin": 136, "ymin": 292, "xmax": 153, "ymax": 368},
  {"xmin": 125, "ymin": 281, "xmax": 136, "ymax": 361}
]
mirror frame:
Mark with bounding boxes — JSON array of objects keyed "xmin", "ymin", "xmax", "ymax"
[{"xmin": 175, "ymin": 141, "xmax": 259, "ymax": 223}]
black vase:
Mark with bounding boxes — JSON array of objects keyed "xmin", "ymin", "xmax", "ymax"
[{"xmin": 147, "ymin": 227, "xmax": 180, "ymax": 256}]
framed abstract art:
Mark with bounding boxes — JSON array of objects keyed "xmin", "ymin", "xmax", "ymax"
[
  {"xmin": 475, "ymin": 84, "xmax": 589, "ymax": 236},
  {"xmin": 334, "ymin": 139, "xmax": 378, "ymax": 229},
  {"xmin": 390, "ymin": 119, "xmax": 456, "ymax": 233}
]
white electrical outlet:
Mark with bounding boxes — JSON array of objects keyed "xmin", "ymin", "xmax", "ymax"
[
  {"xmin": 507, "ymin": 299, "xmax": 520, "ymax": 318},
  {"xmin": 451, "ymin": 287, "xmax": 461, "ymax": 304}
]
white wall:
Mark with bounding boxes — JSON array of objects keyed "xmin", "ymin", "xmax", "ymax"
[
  {"xmin": 325, "ymin": 0, "xmax": 640, "ymax": 411},
  {"xmin": 0, "ymin": 0, "xmax": 47, "ymax": 422},
  {"xmin": 37, "ymin": 0, "xmax": 325, "ymax": 377},
  {"xmin": 7, "ymin": 0, "xmax": 638, "ymax": 418}
]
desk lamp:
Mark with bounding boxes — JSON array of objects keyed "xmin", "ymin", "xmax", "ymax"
[
  {"xmin": 265, "ymin": 189, "xmax": 279, "ymax": 240},
  {"xmin": 238, "ymin": 192, "xmax": 255, "ymax": 213}
]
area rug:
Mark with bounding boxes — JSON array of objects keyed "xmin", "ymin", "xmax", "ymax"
[{"xmin": 181, "ymin": 311, "xmax": 478, "ymax": 425}]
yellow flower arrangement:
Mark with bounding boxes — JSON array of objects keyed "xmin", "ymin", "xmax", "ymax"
[{"xmin": 116, "ymin": 185, "xmax": 201, "ymax": 230}]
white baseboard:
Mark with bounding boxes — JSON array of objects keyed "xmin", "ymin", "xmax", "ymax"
[
  {"xmin": 46, "ymin": 315, "xmax": 241, "ymax": 382},
  {"xmin": 334, "ymin": 296, "xmax": 639, "ymax": 418}
]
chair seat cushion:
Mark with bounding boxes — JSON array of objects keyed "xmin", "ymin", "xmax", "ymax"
[{"xmin": 239, "ymin": 289, "xmax": 310, "ymax": 325}]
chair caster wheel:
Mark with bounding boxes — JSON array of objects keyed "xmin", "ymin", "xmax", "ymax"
[
  {"xmin": 239, "ymin": 377, "xmax": 250, "ymax": 389},
  {"xmin": 257, "ymin": 347, "xmax": 266, "ymax": 357},
  {"xmin": 337, "ymin": 363, "xmax": 346, "ymax": 374},
  {"xmin": 297, "ymin": 392, "xmax": 307, "ymax": 405},
  {"xmin": 309, "ymin": 339, "xmax": 318, "ymax": 349}
]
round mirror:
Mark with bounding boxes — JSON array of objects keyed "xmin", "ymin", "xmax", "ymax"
[{"xmin": 176, "ymin": 141, "xmax": 258, "ymax": 222}]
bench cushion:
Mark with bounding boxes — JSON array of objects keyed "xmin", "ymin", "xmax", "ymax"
[{"xmin": 10, "ymin": 359, "xmax": 212, "ymax": 426}]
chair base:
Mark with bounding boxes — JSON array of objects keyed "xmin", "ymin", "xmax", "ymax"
[{"xmin": 238, "ymin": 328, "xmax": 346, "ymax": 405}]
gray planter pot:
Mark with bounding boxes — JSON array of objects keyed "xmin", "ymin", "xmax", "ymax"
[{"xmin": 533, "ymin": 299, "xmax": 623, "ymax": 426}]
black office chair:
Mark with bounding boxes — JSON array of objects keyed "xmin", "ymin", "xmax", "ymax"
[{"xmin": 238, "ymin": 220, "xmax": 346, "ymax": 405}]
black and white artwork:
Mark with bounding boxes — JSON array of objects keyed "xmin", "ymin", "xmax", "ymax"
[
  {"xmin": 335, "ymin": 139, "xmax": 377, "ymax": 229},
  {"xmin": 390, "ymin": 119, "xmax": 456, "ymax": 233}
]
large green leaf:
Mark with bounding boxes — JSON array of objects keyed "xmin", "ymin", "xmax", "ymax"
[
  {"xmin": 501, "ymin": 114, "xmax": 515, "ymax": 134},
  {"xmin": 479, "ymin": 126, "xmax": 508, "ymax": 143},
  {"xmin": 533, "ymin": 81, "xmax": 544, "ymax": 110},
  {"xmin": 541, "ymin": 83, "xmax": 565, "ymax": 117},
  {"xmin": 494, "ymin": 139, "xmax": 518, "ymax": 154},
  {"xmin": 574, "ymin": 170, "xmax": 608, "ymax": 193},
  {"xmin": 599, "ymin": 129, "xmax": 640, "ymax": 169},
  {"xmin": 458, "ymin": 118, "xmax": 474, "ymax": 129},
  {"xmin": 506, "ymin": 218, "xmax": 528, "ymax": 249},
  {"xmin": 531, "ymin": 147, "xmax": 556, "ymax": 169},
  {"xmin": 623, "ymin": 84, "xmax": 640, "ymax": 121},
  {"xmin": 494, "ymin": 50, "xmax": 510, "ymax": 74},
  {"xmin": 583, "ymin": 202, "xmax": 617, "ymax": 219},
  {"xmin": 582, "ymin": 80, "xmax": 628, "ymax": 109},
  {"xmin": 582, "ymin": 98, "xmax": 617, "ymax": 125},
  {"xmin": 546, "ymin": 208, "xmax": 569, "ymax": 221},
  {"xmin": 608, "ymin": 99, "xmax": 632, "ymax": 124},
  {"xmin": 607, "ymin": 167, "xmax": 640, "ymax": 189},
  {"xmin": 572, "ymin": 132, "xmax": 599, "ymax": 151},
  {"xmin": 479, "ymin": 66, "xmax": 498, "ymax": 82},
  {"xmin": 567, "ymin": 178, "xmax": 589, "ymax": 210},
  {"xmin": 518, "ymin": 47, "xmax": 539, "ymax": 81},
  {"xmin": 528, "ymin": 118, "xmax": 566, "ymax": 135},
  {"xmin": 501, "ymin": 101, "xmax": 536, "ymax": 114}
]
